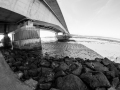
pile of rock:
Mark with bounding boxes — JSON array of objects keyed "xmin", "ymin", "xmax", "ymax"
[{"xmin": 1, "ymin": 49, "xmax": 120, "ymax": 90}]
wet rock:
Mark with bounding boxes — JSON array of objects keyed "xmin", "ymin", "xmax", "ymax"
[
  {"xmin": 29, "ymin": 63, "xmax": 37, "ymax": 69},
  {"xmin": 107, "ymin": 64, "xmax": 120, "ymax": 77},
  {"xmin": 39, "ymin": 83, "xmax": 52, "ymax": 89},
  {"xmin": 28, "ymin": 69, "xmax": 38, "ymax": 77},
  {"xmin": 116, "ymin": 84, "xmax": 120, "ymax": 90},
  {"xmin": 108, "ymin": 87, "xmax": 116, "ymax": 90},
  {"xmin": 83, "ymin": 66, "xmax": 93, "ymax": 73},
  {"xmin": 13, "ymin": 61, "xmax": 22, "ymax": 66},
  {"xmin": 112, "ymin": 77, "xmax": 119, "ymax": 88},
  {"xmin": 95, "ymin": 58, "xmax": 102, "ymax": 62},
  {"xmin": 59, "ymin": 62, "xmax": 69, "ymax": 71},
  {"xmin": 39, "ymin": 76, "xmax": 46, "ymax": 83},
  {"xmin": 51, "ymin": 61, "xmax": 59, "ymax": 69},
  {"xmin": 19, "ymin": 66, "xmax": 29, "ymax": 71},
  {"xmin": 41, "ymin": 67, "xmax": 54, "ymax": 82},
  {"xmin": 96, "ymin": 87, "xmax": 106, "ymax": 90},
  {"xmin": 116, "ymin": 64, "xmax": 120, "ymax": 71},
  {"xmin": 102, "ymin": 58, "xmax": 112, "ymax": 66},
  {"xmin": 40, "ymin": 60, "xmax": 50, "ymax": 67},
  {"xmin": 80, "ymin": 71, "xmax": 110, "ymax": 89},
  {"xmin": 85, "ymin": 61, "xmax": 109, "ymax": 72},
  {"xmin": 75, "ymin": 58, "xmax": 84, "ymax": 63},
  {"xmin": 69, "ymin": 63, "xmax": 77, "ymax": 71},
  {"xmin": 50, "ymin": 88, "xmax": 60, "ymax": 90},
  {"xmin": 57, "ymin": 74, "xmax": 89, "ymax": 90},
  {"xmin": 15, "ymin": 71, "xmax": 23, "ymax": 79},
  {"xmin": 105, "ymin": 70, "xmax": 116, "ymax": 80},
  {"xmin": 72, "ymin": 63, "xmax": 82, "ymax": 75},
  {"xmin": 55, "ymin": 70, "xmax": 66, "ymax": 78},
  {"xmin": 24, "ymin": 78, "xmax": 38, "ymax": 89}
]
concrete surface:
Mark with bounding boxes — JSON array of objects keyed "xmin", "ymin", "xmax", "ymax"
[{"xmin": 0, "ymin": 52, "xmax": 33, "ymax": 90}]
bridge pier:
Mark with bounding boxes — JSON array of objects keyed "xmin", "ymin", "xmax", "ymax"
[
  {"xmin": 56, "ymin": 32, "xmax": 71, "ymax": 41},
  {"xmin": 13, "ymin": 26, "xmax": 42, "ymax": 49}
]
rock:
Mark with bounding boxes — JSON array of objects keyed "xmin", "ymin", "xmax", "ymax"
[
  {"xmin": 15, "ymin": 71, "xmax": 23, "ymax": 79},
  {"xmin": 28, "ymin": 69, "xmax": 38, "ymax": 77},
  {"xmin": 41, "ymin": 67, "xmax": 53, "ymax": 74},
  {"xmin": 96, "ymin": 87, "xmax": 106, "ymax": 90},
  {"xmin": 57, "ymin": 74, "xmax": 88, "ymax": 90},
  {"xmin": 72, "ymin": 63, "xmax": 82, "ymax": 75},
  {"xmin": 112, "ymin": 77, "xmax": 119, "ymax": 88},
  {"xmin": 40, "ymin": 60, "xmax": 50, "ymax": 67},
  {"xmin": 39, "ymin": 76, "xmax": 46, "ymax": 83},
  {"xmin": 55, "ymin": 70, "xmax": 66, "ymax": 78},
  {"xmin": 95, "ymin": 58, "xmax": 102, "ymax": 62},
  {"xmin": 85, "ymin": 61, "xmax": 109, "ymax": 72},
  {"xmin": 13, "ymin": 61, "xmax": 22, "ymax": 66},
  {"xmin": 116, "ymin": 64, "xmax": 120, "ymax": 70},
  {"xmin": 51, "ymin": 61, "xmax": 59, "ymax": 69},
  {"xmin": 75, "ymin": 58, "xmax": 84, "ymax": 63},
  {"xmin": 116, "ymin": 84, "xmax": 120, "ymax": 90},
  {"xmin": 41, "ymin": 67, "xmax": 54, "ymax": 82},
  {"xmin": 24, "ymin": 78, "xmax": 38, "ymax": 89},
  {"xmin": 105, "ymin": 70, "xmax": 116, "ymax": 80},
  {"xmin": 102, "ymin": 58, "xmax": 112, "ymax": 66},
  {"xmin": 108, "ymin": 87, "xmax": 116, "ymax": 90},
  {"xmin": 29, "ymin": 63, "xmax": 37, "ymax": 69},
  {"xmin": 80, "ymin": 71, "xmax": 110, "ymax": 89},
  {"xmin": 39, "ymin": 83, "xmax": 52, "ymax": 89},
  {"xmin": 83, "ymin": 66, "xmax": 93, "ymax": 73},
  {"xmin": 50, "ymin": 88, "xmax": 60, "ymax": 90},
  {"xmin": 107, "ymin": 64, "xmax": 120, "ymax": 77},
  {"xmin": 19, "ymin": 66, "xmax": 29, "ymax": 71},
  {"xmin": 59, "ymin": 62, "xmax": 69, "ymax": 71},
  {"xmin": 65, "ymin": 59, "xmax": 74, "ymax": 66}
]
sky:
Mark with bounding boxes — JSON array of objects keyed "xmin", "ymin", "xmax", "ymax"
[{"xmin": 57, "ymin": 0, "xmax": 120, "ymax": 39}]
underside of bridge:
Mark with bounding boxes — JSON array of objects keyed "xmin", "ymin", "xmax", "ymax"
[{"xmin": 0, "ymin": 0, "xmax": 69, "ymax": 49}]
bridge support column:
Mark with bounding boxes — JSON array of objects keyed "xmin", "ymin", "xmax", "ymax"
[
  {"xmin": 56, "ymin": 32, "xmax": 70, "ymax": 41},
  {"xmin": 13, "ymin": 26, "xmax": 42, "ymax": 49}
]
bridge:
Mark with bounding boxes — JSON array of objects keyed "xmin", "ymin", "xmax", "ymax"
[{"xmin": 0, "ymin": 0, "xmax": 70, "ymax": 48}]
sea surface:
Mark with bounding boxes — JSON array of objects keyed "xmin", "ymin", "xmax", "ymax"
[{"xmin": 41, "ymin": 36, "xmax": 120, "ymax": 63}]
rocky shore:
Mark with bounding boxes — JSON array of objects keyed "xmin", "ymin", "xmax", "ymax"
[{"xmin": 1, "ymin": 48, "xmax": 120, "ymax": 90}]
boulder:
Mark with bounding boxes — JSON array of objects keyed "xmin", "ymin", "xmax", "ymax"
[
  {"xmin": 102, "ymin": 58, "xmax": 112, "ymax": 66},
  {"xmin": 51, "ymin": 61, "xmax": 59, "ymax": 69},
  {"xmin": 83, "ymin": 66, "xmax": 93, "ymax": 73},
  {"xmin": 55, "ymin": 70, "xmax": 66, "ymax": 78},
  {"xmin": 28, "ymin": 69, "xmax": 38, "ymax": 77},
  {"xmin": 85, "ymin": 61, "xmax": 109, "ymax": 72},
  {"xmin": 24, "ymin": 78, "xmax": 38, "ymax": 89},
  {"xmin": 15, "ymin": 71, "xmax": 23, "ymax": 79},
  {"xmin": 50, "ymin": 88, "xmax": 60, "ymax": 90},
  {"xmin": 72, "ymin": 63, "xmax": 82, "ymax": 75},
  {"xmin": 41, "ymin": 67, "xmax": 54, "ymax": 82},
  {"xmin": 108, "ymin": 87, "xmax": 116, "ymax": 90},
  {"xmin": 80, "ymin": 71, "xmax": 110, "ymax": 89},
  {"xmin": 57, "ymin": 74, "xmax": 89, "ymax": 90},
  {"xmin": 59, "ymin": 62, "xmax": 69, "ymax": 71},
  {"xmin": 39, "ymin": 83, "xmax": 52, "ymax": 89},
  {"xmin": 116, "ymin": 84, "xmax": 120, "ymax": 90},
  {"xmin": 112, "ymin": 77, "xmax": 119, "ymax": 88},
  {"xmin": 95, "ymin": 87, "xmax": 106, "ymax": 90},
  {"xmin": 107, "ymin": 64, "xmax": 120, "ymax": 77},
  {"xmin": 105, "ymin": 70, "xmax": 116, "ymax": 79},
  {"xmin": 40, "ymin": 60, "xmax": 50, "ymax": 67}
]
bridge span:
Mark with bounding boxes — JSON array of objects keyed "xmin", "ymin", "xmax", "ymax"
[{"xmin": 0, "ymin": 0, "xmax": 70, "ymax": 48}]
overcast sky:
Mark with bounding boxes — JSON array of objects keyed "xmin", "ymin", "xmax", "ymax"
[{"xmin": 57, "ymin": 0, "xmax": 120, "ymax": 39}]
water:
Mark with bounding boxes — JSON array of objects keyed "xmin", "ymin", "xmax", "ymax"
[{"xmin": 41, "ymin": 36, "xmax": 120, "ymax": 62}]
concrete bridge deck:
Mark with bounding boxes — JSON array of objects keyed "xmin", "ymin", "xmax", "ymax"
[{"xmin": 0, "ymin": 0, "xmax": 70, "ymax": 48}]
